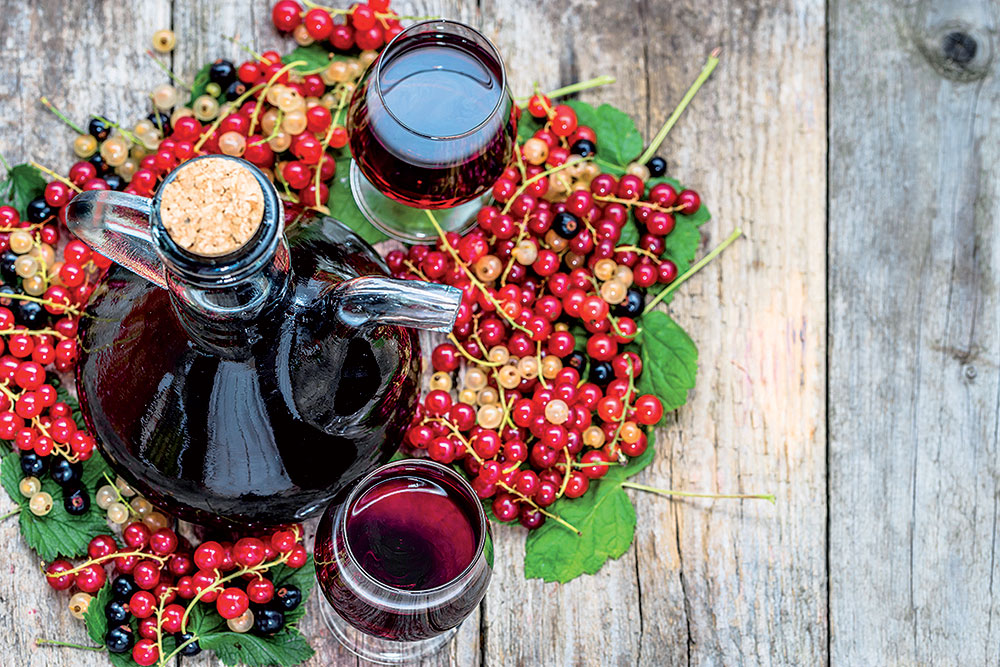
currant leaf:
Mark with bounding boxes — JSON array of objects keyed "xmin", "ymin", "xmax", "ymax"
[
  {"xmin": 523, "ymin": 446, "xmax": 654, "ymax": 583},
  {"xmin": 267, "ymin": 555, "xmax": 315, "ymax": 625},
  {"xmin": 2, "ymin": 451, "xmax": 109, "ymax": 560},
  {"xmin": 4, "ymin": 164, "xmax": 46, "ymax": 220},
  {"xmin": 282, "ymin": 43, "xmax": 339, "ymax": 73},
  {"xmin": 84, "ymin": 582, "xmax": 143, "ymax": 667},
  {"xmin": 188, "ymin": 63, "xmax": 215, "ymax": 105},
  {"xmin": 636, "ymin": 311, "xmax": 698, "ymax": 415},
  {"xmin": 564, "ymin": 100, "xmax": 643, "ymax": 168},
  {"xmin": 325, "ymin": 149, "xmax": 391, "ymax": 246},
  {"xmin": 199, "ymin": 628, "xmax": 315, "ymax": 667}
]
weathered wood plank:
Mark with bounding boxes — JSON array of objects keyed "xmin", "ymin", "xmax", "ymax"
[
  {"xmin": 631, "ymin": 1, "xmax": 828, "ymax": 665},
  {"xmin": 0, "ymin": 2, "xmax": 171, "ymax": 666},
  {"xmin": 829, "ymin": 0, "xmax": 1000, "ymax": 663}
]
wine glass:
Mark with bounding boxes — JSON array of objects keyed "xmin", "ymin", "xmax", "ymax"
[
  {"xmin": 314, "ymin": 459, "xmax": 493, "ymax": 664},
  {"xmin": 347, "ymin": 19, "xmax": 516, "ymax": 243}
]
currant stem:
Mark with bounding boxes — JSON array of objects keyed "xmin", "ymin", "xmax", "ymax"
[
  {"xmin": 92, "ymin": 115, "xmax": 140, "ymax": 146},
  {"xmin": 622, "ymin": 482, "xmax": 775, "ymax": 503},
  {"xmin": 201, "ymin": 81, "xmax": 269, "ymax": 150},
  {"xmin": 637, "ymin": 47, "xmax": 721, "ymax": 165},
  {"xmin": 35, "ymin": 638, "xmax": 105, "ymax": 651},
  {"xmin": 28, "ymin": 161, "xmax": 82, "ymax": 194},
  {"xmin": 39, "ymin": 98, "xmax": 86, "ymax": 135},
  {"xmin": 221, "ymin": 34, "xmax": 268, "ymax": 63},
  {"xmin": 0, "ymin": 292, "xmax": 78, "ymax": 317},
  {"xmin": 516, "ymin": 75, "xmax": 617, "ymax": 106},
  {"xmin": 0, "ymin": 507, "xmax": 21, "ymax": 521},
  {"xmin": 424, "ymin": 210, "xmax": 533, "ymax": 335},
  {"xmin": 102, "ymin": 472, "xmax": 140, "ymax": 517},
  {"xmin": 643, "ymin": 227, "xmax": 742, "ymax": 315},
  {"xmin": 145, "ymin": 51, "xmax": 193, "ymax": 90}
]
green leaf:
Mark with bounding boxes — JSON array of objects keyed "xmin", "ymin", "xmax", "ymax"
[
  {"xmin": 592, "ymin": 103, "xmax": 643, "ymax": 166},
  {"xmin": 282, "ymin": 44, "xmax": 335, "ymax": 72},
  {"xmin": 662, "ymin": 215, "xmax": 701, "ymax": 272},
  {"xmin": 3, "ymin": 164, "xmax": 46, "ymax": 219},
  {"xmin": 619, "ymin": 219, "xmax": 639, "ymax": 247},
  {"xmin": 83, "ymin": 582, "xmax": 135, "ymax": 667},
  {"xmin": 188, "ymin": 63, "xmax": 214, "ymax": 105},
  {"xmin": 326, "ymin": 150, "xmax": 391, "ymax": 246},
  {"xmin": 564, "ymin": 100, "xmax": 598, "ymax": 129},
  {"xmin": 267, "ymin": 555, "xmax": 315, "ymax": 625},
  {"xmin": 523, "ymin": 446, "xmax": 654, "ymax": 583},
  {"xmin": 2, "ymin": 451, "xmax": 110, "ymax": 561},
  {"xmin": 200, "ymin": 629, "xmax": 315, "ymax": 667},
  {"xmin": 516, "ymin": 114, "xmax": 543, "ymax": 144},
  {"xmin": 636, "ymin": 311, "xmax": 698, "ymax": 415}
]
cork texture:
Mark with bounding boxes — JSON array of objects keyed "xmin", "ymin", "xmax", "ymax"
[{"xmin": 159, "ymin": 158, "xmax": 264, "ymax": 256}]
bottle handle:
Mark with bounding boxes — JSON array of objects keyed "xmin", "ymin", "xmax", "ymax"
[{"xmin": 65, "ymin": 190, "xmax": 167, "ymax": 289}]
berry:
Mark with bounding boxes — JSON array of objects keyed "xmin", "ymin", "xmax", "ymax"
[
  {"xmin": 111, "ymin": 575, "xmax": 138, "ymax": 601},
  {"xmin": 646, "ymin": 156, "xmax": 667, "ymax": 177},
  {"xmin": 247, "ymin": 577, "xmax": 275, "ymax": 604},
  {"xmin": 105, "ymin": 625, "xmax": 134, "ymax": 654},
  {"xmin": 105, "ymin": 599, "xmax": 130, "ymax": 624},
  {"xmin": 274, "ymin": 584, "xmax": 302, "ymax": 611},
  {"xmin": 130, "ymin": 591, "xmax": 156, "ymax": 619},
  {"xmin": 76, "ymin": 563, "xmax": 107, "ymax": 593},
  {"xmin": 45, "ymin": 559, "xmax": 75, "ymax": 590},
  {"xmin": 64, "ymin": 486, "xmax": 90, "ymax": 515},
  {"xmin": 253, "ymin": 607, "xmax": 285, "ymax": 636},
  {"xmin": 132, "ymin": 638, "xmax": 159, "ymax": 666},
  {"xmin": 176, "ymin": 632, "xmax": 202, "ymax": 656},
  {"xmin": 217, "ymin": 587, "xmax": 251, "ymax": 619},
  {"xmin": 233, "ymin": 537, "xmax": 266, "ymax": 567}
]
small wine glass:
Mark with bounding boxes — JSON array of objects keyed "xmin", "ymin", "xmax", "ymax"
[
  {"xmin": 314, "ymin": 459, "xmax": 493, "ymax": 664},
  {"xmin": 346, "ymin": 19, "xmax": 516, "ymax": 243}
]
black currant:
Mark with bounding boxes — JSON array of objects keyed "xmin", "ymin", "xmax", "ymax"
[
  {"xmin": 614, "ymin": 288, "xmax": 644, "ymax": 318},
  {"xmin": 209, "ymin": 59, "xmax": 237, "ymax": 88},
  {"xmin": 49, "ymin": 456, "xmax": 83, "ymax": 487},
  {"xmin": 570, "ymin": 139, "xmax": 597, "ymax": 158},
  {"xmin": 105, "ymin": 599, "xmax": 130, "ymax": 624},
  {"xmin": 105, "ymin": 625, "xmax": 134, "ymax": 654},
  {"xmin": 103, "ymin": 173, "xmax": 125, "ymax": 191},
  {"xmin": 88, "ymin": 117, "xmax": 112, "ymax": 141},
  {"xmin": 551, "ymin": 212, "xmax": 580, "ymax": 239},
  {"xmin": 88, "ymin": 153, "xmax": 110, "ymax": 176},
  {"xmin": 20, "ymin": 452, "xmax": 47, "ymax": 477},
  {"xmin": 224, "ymin": 80, "xmax": 247, "ymax": 101},
  {"xmin": 146, "ymin": 111, "xmax": 171, "ymax": 135},
  {"xmin": 63, "ymin": 486, "xmax": 90, "ymax": 515},
  {"xmin": 0, "ymin": 251, "xmax": 17, "ymax": 284},
  {"xmin": 111, "ymin": 574, "xmax": 138, "ymax": 602},
  {"xmin": 273, "ymin": 584, "xmax": 302, "ymax": 611},
  {"xmin": 175, "ymin": 633, "xmax": 202, "ymax": 656},
  {"xmin": 589, "ymin": 360, "xmax": 613, "ymax": 386},
  {"xmin": 16, "ymin": 300, "xmax": 46, "ymax": 328},
  {"xmin": 564, "ymin": 351, "xmax": 587, "ymax": 373},
  {"xmin": 26, "ymin": 198, "xmax": 53, "ymax": 224},
  {"xmin": 252, "ymin": 607, "xmax": 285, "ymax": 636},
  {"xmin": 646, "ymin": 156, "xmax": 667, "ymax": 178}
]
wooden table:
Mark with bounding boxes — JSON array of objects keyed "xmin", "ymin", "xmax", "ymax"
[{"xmin": 0, "ymin": 0, "xmax": 993, "ymax": 664}]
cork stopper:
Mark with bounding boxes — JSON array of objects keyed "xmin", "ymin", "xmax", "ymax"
[{"xmin": 159, "ymin": 158, "xmax": 265, "ymax": 256}]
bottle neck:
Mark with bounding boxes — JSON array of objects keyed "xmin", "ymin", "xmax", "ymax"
[{"xmin": 150, "ymin": 156, "xmax": 289, "ymax": 354}]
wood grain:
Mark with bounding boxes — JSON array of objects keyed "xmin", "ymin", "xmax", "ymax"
[
  {"xmin": 828, "ymin": 0, "xmax": 1000, "ymax": 663},
  {"xmin": 0, "ymin": 0, "xmax": 830, "ymax": 666},
  {"xmin": 0, "ymin": 4, "xmax": 170, "ymax": 666}
]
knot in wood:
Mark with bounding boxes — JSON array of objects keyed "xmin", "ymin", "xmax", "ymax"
[{"xmin": 942, "ymin": 32, "xmax": 977, "ymax": 65}]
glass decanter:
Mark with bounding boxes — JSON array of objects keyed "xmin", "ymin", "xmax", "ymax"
[{"xmin": 65, "ymin": 155, "xmax": 460, "ymax": 527}]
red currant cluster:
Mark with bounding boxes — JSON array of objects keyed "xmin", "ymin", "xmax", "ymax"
[
  {"xmin": 45, "ymin": 524, "xmax": 308, "ymax": 665},
  {"xmin": 272, "ymin": 0, "xmax": 403, "ymax": 52},
  {"xmin": 387, "ymin": 104, "xmax": 695, "ymax": 529}
]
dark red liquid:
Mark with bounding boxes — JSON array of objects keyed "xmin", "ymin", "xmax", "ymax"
[
  {"xmin": 348, "ymin": 30, "xmax": 515, "ymax": 208},
  {"xmin": 76, "ymin": 215, "xmax": 419, "ymax": 527},
  {"xmin": 347, "ymin": 474, "xmax": 478, "ymax": 590},
  {"xmin": 316, "ymin": 462, "xmax": 491, "ymax": 641}
]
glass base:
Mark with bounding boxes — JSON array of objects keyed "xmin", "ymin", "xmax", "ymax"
[
  {"xmin": 349, "ymin": 160, "xmax": 484, "ymax": 244},
  {"xmin": 321, "ymin": 601, "xmax": 459, "ymax": 664}
]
